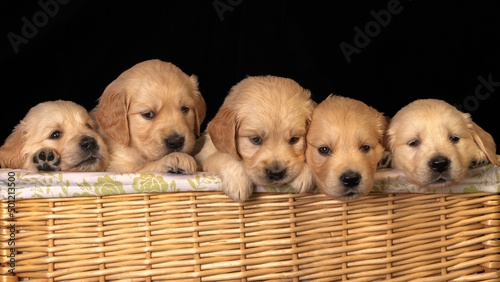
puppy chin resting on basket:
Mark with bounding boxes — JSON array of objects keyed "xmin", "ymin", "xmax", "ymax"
[
  {"xmin": 306, "ymin": 95, "xmax": 388, "ymax": 201},
  {"xmin": 196, "ymin": 75, "xmax": 316, "ymax": 202},
  {"xmin": 384, "ymin": 99, "xmax": 499, "ymax": 189}
]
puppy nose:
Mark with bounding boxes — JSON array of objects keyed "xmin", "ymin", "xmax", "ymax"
[
  {"xmin": 165, "ymin": 134, "xmax": 185, "ymax": 150},
  {"xmin": 80, "ymin": 136, "xmax": 98, "ymax": 152},
  {"xmin": 429, "ymin": 156, "xmax": 450, "ymax": 173},
  {"xmin": 266, "ymin": 168, "xmax": 287, "ymax": 181},
  {"xmin": 340, "ymin": 171, "xmax": 361, "ymax": 188}
]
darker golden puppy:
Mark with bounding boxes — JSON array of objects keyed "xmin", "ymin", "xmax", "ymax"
[
  {"xmin": 95, "ymin": 59, "xmax": 206, "ymax": 173},
  {"xmin": 196, "ymin": 76, "xmax": 315, "ymax": 202},
  {"xmin": 306, "ymin": 95, "xmax": 387, "ymax": 200},
  {"xmin": 0, "ymin": 100, "xmax": 108, "ymax": 172},
  {"xmin": 385, "ymin": 99, "xmax": 499, "ymax": 188}
]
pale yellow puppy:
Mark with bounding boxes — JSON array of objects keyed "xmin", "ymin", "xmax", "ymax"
[
  {"xmin": 0, "ymin": 100, "xmax": 108, "ymax": 172},
  {"xmin": 196, "ymin": 76, "xmax": 316, "ymax": 202},
  {"xmin": 306, "ymin": 95, "xmax": 387, "ymax": 201},
  {"xmin": 385, "ymin": 99, "xmax": 499, "ymax": 188},
  {"xmin": 95, "ymin": 59, "xmax": 206, "ymax": 173}
]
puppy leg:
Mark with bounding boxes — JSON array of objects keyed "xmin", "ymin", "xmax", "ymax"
[
  {"xmin": 196, "ymin": 134, "xmax": 253, "ymax": 202},
  {"xmin": 163, "ymin": 152, "xmax": 198, "ymax": 174},
  {"xmin": 203, "ymin": 152, "xmax": 253, "ymax": 202},
  {"xmin": 219, "ymin": 160, "xmax": 253, "ymax": 202},
  {"xmin": 470, "ymin": 149, "xmax": 491, "ymax": 168},
  {"xmin": 30, "ymin": 148, "xmax": 61, "ymax": 172},
  {"xmin": 138, "ymin": 152, "xmax": 197, "ymax": 174},
  {"xmin": 289, "ymin": 163, "xmax": 315, "ymax": 193},
  {"xmin": 377, "ymin": 151, "xmax": 393, "ymax": 169}
]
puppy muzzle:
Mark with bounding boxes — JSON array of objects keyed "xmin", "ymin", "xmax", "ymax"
[
  {"xmin": 164, "ymin": 134, "xmax": 185, "ymax": 153},
  {"xmin": 80, "ymin": 136, "xmax": 99, "ymax": 153},
  {"xmin": 425, "ymin": 155, "xmax": 454, "ymax": 186},
  {"xmin": 429, "ymin": 156, "xmax": 450, "ymax": 174},
  {"xmin": 339, "ymin": 170, "xmax": 363, "ymax": 198},
  {"xmin": 266, "ymin": 167, "xmax": 287, "ymax": 181},
  {"xmin": 74, "ymin": 136, "xmax": 105, "ymax": 169}
]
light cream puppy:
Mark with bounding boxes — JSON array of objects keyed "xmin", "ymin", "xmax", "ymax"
[
  {"xmin": 306, "ymin": 95, "xmax": 387, "ymax": 201},
  {"xmin": 385, "ymin": 99, "xmax": 499, "ymax": 188},
  {"xmin": 196, "ymin": 76, "xmax": 316, "ymax": 202},
  {"xmin": 95, "ymin": 59, "xmax": 206, "ymax": 173},
  {"xmin": 0, "ymin": 100, "xmax": 108, "ymax": 172}
]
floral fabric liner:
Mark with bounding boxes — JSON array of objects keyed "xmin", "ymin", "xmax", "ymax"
[{"xmin": 1, "ymin": 162, "xmax": 499, "ymax": 199}]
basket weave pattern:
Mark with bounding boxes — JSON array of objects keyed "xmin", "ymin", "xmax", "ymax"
[{"xmin": 2, "ymin": 192, "xmax": 500, "ymax": 281}]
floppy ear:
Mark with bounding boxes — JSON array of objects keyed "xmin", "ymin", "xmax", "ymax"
[
  {"xmin": 376, "ymin": 113, "xmax": 389, "ymax": 143},
  {"xmin": 207, "ymin": 104, "xmax": 241, "ymax": 160},
  {"xmin": 96, "ymin": 81, "xmax": 130, "ymax": 146},
  {"xmin": 375, "ymin": 113, "xmax": 392, "ymax": 169},
  {"xmin": 469, "ymin": 121, "xmax": 499, "ymax": 166},
  {"xmin": 304, "ymin": 99, "xmax": 316, "ymax": 130},
  {"xmin": 383, "ymin": 123, "xmax": 395, "ymax": 153},
  {"xmin": 190, "ymin": 75, "xmax": 207, "ymax": 137},
  {"xmin": 0, "ymin": 124, "xmax": 27, "ymax": 169}
]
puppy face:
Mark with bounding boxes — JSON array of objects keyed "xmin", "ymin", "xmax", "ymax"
[
  {"xmin": 96, "ymin": 59, "xmax": 206, "ymax": 163},
  {"xmin": 208, "ymin": 76, "xmax": 315, "ymax": 187},
  {"xmin": 0, "ymin": 100, "xmax": 108, "ymax": 172},
  {"xmin": 385, "ymin": 99, "xmax": 498, "ymax": 188},
  {"xmin": 306, "ymin": 96, "xmax": 387, "ymax": 200}
]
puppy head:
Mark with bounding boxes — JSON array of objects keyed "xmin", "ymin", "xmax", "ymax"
[
  {"xmin": 0, "ymin": 100, "xmax": 108, "ymax": 171},
  {"xmin": 96, "ymin": 59, "xmax": 206, "ymax": 161},
  {"xmin": 208, "ymin": 75, "xmax": 315, "ymax": 187},
  {"xmin": 306, "ymin": 95, "xmax": 387, "ymax": 200},
  {"xmin": 385, "ymin": 99, "xmax": 498, "ymax": 188}
]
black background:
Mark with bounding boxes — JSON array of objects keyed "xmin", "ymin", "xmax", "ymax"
[{"xmin": 1, "ymin": 0, "xmax": 499, "ymax": 152}]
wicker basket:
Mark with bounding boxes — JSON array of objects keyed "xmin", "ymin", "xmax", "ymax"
[{"xmin": 1, "ymin": 191, "xmax": 499, "ymax": 281}]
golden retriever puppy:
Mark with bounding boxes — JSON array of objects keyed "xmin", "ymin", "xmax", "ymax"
[
  {"xmin": 95, "ymin": 59, "xmax": 206, "ymax": 173},
  {"xmin": 195, "ymin": 76, "xmax": 316, "ymax": 202},
  {"xmin": 385, "ymin": 99, "xmax": 499, "ymax": 188},
  {"xmin": 0, "ymin": 100, "xmax": 108, "ymax": 172},
  {"xmin": 306, "ymin": 95, "xmax": 387, "ymax": 201}
]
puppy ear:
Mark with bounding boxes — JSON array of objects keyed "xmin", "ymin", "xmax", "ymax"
[
  {"xmin": 376, "ymin": 113, "xmax": 389, "ymax": 143},
  {"xmin": 0, "ymin": 124, "xmax": 27, "ymax": 169},
  {"xmin": 207, "ymin": 105, "xmax": 241, "ymax": 160},
  {"xmin": 469, "ymin": 121, "xmax": 499, "ymax": 166},
  {"xmin": 304, "ymin": 100, "xmax": 316, "ymax": 130},
  {"xmin": 96, "ymin": 81, "xmax": 130, "ymax": 146},
  {"xmin": 190, "ymin": 75, "xmax": 207, "ymax": 137},
  {"xmin": 375, "ymin": 113, "xmax": 391, "ymax": 169},
  {"xmin": 383, "ymin": 125, "xmax": 395, "ymax": 153}
]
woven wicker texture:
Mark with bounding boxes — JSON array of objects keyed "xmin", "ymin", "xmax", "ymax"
[{"xmin": 1, "ymin": 192, "xmax": 499, "ymax": 281}]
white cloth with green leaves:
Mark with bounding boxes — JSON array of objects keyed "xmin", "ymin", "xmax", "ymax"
[{"xmin": 1, "ymin": 162, "xmax": 499, "ymax": 199}]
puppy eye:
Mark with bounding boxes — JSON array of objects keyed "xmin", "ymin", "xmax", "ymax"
[
  {"xmin": 181, "ymin": 106, "xmax": 190, "ymax": 114},
  {"xmin": 449, "ymin": 136, "xmax": 460, "ymax": 143},
  {"xmin": 49, "ymin": 131, "xmax": 62, "ymax": 139},
  {"xmin": 289, "ymin": 137, "xmax": 300, "ymax": 145},
  {"xmin": 360, "ymin": 145, "xmax": 371, "ymax": 153},
  {"xmin": 86, "ymin": 123, "xmax": 92, "ymax": 129},
  {"xmin": 249, "ymin": 136, "xmax": 262, "ymax": 145},
  {"xmin": 142, "ymin": 112, "xmax": 155, "ymax": 119},
  {"xmin": 408, "ymin": 140, "xmax": 420, "ymax": 147},
  {"xmin": 318, "ymin": 146, "xmax": 331, "ymax": 156}
]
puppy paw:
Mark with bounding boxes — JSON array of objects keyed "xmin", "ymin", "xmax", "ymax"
[
  {"xmin": 469, "ymin": 151, "xmax": 490, "ymax": 168},
  {"xmin": 163, "ymin": 152, "xmax": 197, "ymax": 174},
  {"xmin": 289, "ymin": 164, "xmax": 315, "ymax": 193},
  {"xmin": 221, "ymin": 175, "xmax": 254, "ymax": 202},
  {"xmin": 469, "ymin": 158, "xmax": 488, "ymax": 168},
  {"xmin": 377, "ymin": 151, "xmax": 392, "ymax": 169},
  {"xmin": 32, "ymin": 149, "xmax": 61, "ymax": 172}
]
